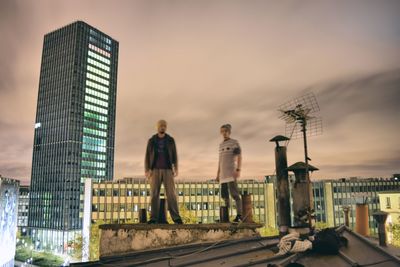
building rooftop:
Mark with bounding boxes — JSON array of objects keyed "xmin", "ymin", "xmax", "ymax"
[{"xmin": 72, "ymin": 226, "xmax": 400, "ymax": 267}]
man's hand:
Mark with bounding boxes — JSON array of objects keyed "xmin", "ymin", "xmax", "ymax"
[
  {"xmin": 145, "ymin": 170, "xmax": 152, "ymax": 180},
  {"xmin": 173, "ymin": 169, "xmax": 178, "ymax": 177}
]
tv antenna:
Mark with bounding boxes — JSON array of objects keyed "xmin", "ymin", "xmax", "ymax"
[{"xmin": 278, "ymin": 92, "xmax": 323, "ymax": 228}]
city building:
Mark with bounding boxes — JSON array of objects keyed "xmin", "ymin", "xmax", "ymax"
[
  {"xmin": 86, "ymin": 178, "xmax": 276, "ymax": 226},
  {"xmin": 378, "ymin": 191, "xmax": 400, "ymax": 224},
  {"xmin": 28, "ymin": 21, "xmax": 119, "ymax": 253},
  {"xmin": 312, "ymin": 178, "xmax": 400, "ymax": 235},
  {"xmin": 17, "ymin": 185, "xmax": 30, "ymax": 234},
  {"xmin": 81, "ymin": 176, "xmax": 399, "ymax": 235},
  {"xmin": 0, "ymin": 176, "xmax": 20, "ymax": 267}
]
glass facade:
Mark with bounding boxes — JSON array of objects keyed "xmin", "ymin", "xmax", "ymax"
[
  {"xmin": 28, "ymin": 21, "xmax": 118, "ymax": 253},
  {"xmin": 17, "ymin": 186, "xmax": 30, "ymax": 229}
]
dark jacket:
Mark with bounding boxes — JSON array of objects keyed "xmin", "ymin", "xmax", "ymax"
[{"xmin": 145, "ymin": 134, "xmax": 178, "ymax": 172}]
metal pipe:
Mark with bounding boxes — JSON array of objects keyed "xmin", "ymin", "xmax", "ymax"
[{"xmin": 373, "ymin": 211, "xmax": 389, "ymax": 246}]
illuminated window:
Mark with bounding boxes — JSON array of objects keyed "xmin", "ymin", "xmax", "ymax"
[
  {"xmin": 86, "ymin": 80, "xmax": 109, "ymax": 93},
  {"xmin": 84, "ymin": 103, "xmax": 108, "ymax": 115},
  {"xmin": 85, "ymin": 88, "xmax": 109, "ymax": 100},
  {"xmin": 87, "ymin": 58, "xmax": 110, "ymax": 72},
  {"xmin": 85, "ymin": 95, "xmax": 108, "ymax": 108},
  {"xmin": 87, "ymin": 65, "xmax": 110, "ymax": 79},
  {"xmin": 89, "ymin": 43, "xmax": 110, "ymax": 58},
  {"xmin": 88, "ymin": 51, "xmax": 110, "ymax": 65},
  {"xmin": 83, "ymin": 127, "xmax": 107, "ymax": 137},
  {"xmin": 86, "ymin": 73, "xmax": 109, "ymax": 86},
  {"xmin": 84, "ymin": 111, "xmax": 108, "ymax": 122}
]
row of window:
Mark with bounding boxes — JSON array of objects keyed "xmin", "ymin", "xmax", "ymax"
[
  {"xmin": 84, "ymin": 111, "xmax": 108, "ymax": 122},
  {"xmin": 89, "ymin": 36, "xmax": 112, "ymax": 52},
  {"xmin": 82, "ymin": 152, "xmax": 106, "ymax": 161},
  {"xmin": 84, "ymin": 119, "xmax": 107, "ymax": 130},
  {"xmin": 85, "ymin": 103, "xmax": 108, "ymax": 115},
  {"xmin": 87, "ymin": 65, "xmax": 110, "ymax": 79},
  {"xmin": 92, "ymin": 187, "xmax": 265, "ymax": 197},
  {"xmin": 82, "ymin": 160, "xmax": 106, "ymax": 168},
  {"xmin": 88, "ymin": 50, "xmax": 110, "ymax": 65},
  {"xmin": 85, "ymin": 88, "xmax": 109, "ymax": 101},
  {"xmin": 90, "ymin": 29, "xmax": 112, "ymax": 45},
  {"xmin": 89, "ymin": 43, "xmax": 110, "ymax": 58},
  {"xmin": 83, "ymin": 135, "xmax": 106, "ymax": 146},
  {"xmin": 86, "ymin": 79, "xmax": 109, "ymax": 93},
  {"xmin": 87, "ymin": 72, "xmax": 109, "ymax": 86},
  {"xmin": 85, "ymin": 95, "xmax": 108, "ymax": 108},
  {"xmin": 82, "ymin": 143, "xmax": 106, "ymax": 153},
  {"xmin": 83, "ymin": 127, "xmax": 107, "ymax": 137},
  {"xmin": 88, "ymin": 57, "xmax": 110, "ymax": 72},
  {"xmin": 82, "ymin": 168, "xmax": 106, "ymax": 176}
]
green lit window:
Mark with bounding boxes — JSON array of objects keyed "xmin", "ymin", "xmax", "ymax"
[
  {"xmin": 84, "ymin": 111, "xmax": 107, "ymax": 122},
  {"xmin": 84, "ymin": 119, "xmax": 107, "ymax": 130},
  {"xmin": 82, "ymin": 152, "xmax": 106, "ymax": 161},
  {"xmin": 84, "ymin": 103, "xmax": 108, "ymax": 115},
  {"xmin": 83, "ymin": 127, "xmax": 107, "ymax": 137}
]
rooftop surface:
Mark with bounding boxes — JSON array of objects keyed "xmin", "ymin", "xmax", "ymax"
[{"xmin": 72, "ymin": 226, "xmax": 400, "ymax": 267}]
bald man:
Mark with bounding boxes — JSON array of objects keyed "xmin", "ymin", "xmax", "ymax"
[{"xmin": 145, "ymin": 120, "xmax": 183, "ymax": 224}]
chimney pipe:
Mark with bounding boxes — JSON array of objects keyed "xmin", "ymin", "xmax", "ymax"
[
  {"xmin": 287, "ymin": 162, "xmax": 318, "ymax": 230},
  {"xmin": 373, "ymin": 211, "xmax": 389, "ymax": 246},
  {"xmin": 269, "ymin": 135, "xmax": 291, "ymax": 236},
  {"xmin": 242, "ymin": 191, "xmax": 254, "ymax": 223},
  {"xmin": 355, "ymin": 203, "xmax": 369, "ymax": 236},
  {"xmin": 342, "ymin": 206, "xmax": 350, "ymax": 227}
]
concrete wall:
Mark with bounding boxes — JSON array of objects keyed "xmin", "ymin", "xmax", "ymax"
[{"xmin": 99, "ymin": 223, "xmax": 262, "ymax": 257}]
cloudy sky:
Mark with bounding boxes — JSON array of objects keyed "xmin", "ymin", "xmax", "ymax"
[{"xmin": 1, "ymin": 0, "xmax": 399, "ymax": 184}]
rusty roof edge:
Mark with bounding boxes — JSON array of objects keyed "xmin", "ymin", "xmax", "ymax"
[{"xmin": 342, "ymin": 227, "xmax": 400, "ymax": 263}]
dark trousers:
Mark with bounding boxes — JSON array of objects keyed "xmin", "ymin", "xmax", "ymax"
[
  {"xmin": 221, "ymin": 181, "xmax": 243, "ymax": 215},
  {"xmin": 149, "ymin": 169, "xmax": 181, "ymax": 221}
]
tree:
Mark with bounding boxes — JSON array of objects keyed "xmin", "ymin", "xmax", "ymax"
[
  {"xmin": 69, "ymin": 234, "xmax": 83, "ymax": 260},
  {"xmin": 89, "ymin": 219, "xmax": 106, "ymax": 261},
  {"xmin": 391, "ymin": 223, "xmax": 400, "ymax": 247}
]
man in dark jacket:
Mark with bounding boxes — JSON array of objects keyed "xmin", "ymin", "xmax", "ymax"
[{"xmin": 145, "ymin": 120, "xmax": 183, "ymax": 224}]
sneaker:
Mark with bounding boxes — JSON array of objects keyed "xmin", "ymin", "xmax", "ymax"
[
  {"xmin": 147, "ymin": 219, "xmax": 157, "ymax": 224},
  {"xmin": 174, "ymin": 218, "xmax": 183, "ymax": 224},
  {"xmin": 233, "ymin": 215, "xmax": 243, "ymax": 223}
]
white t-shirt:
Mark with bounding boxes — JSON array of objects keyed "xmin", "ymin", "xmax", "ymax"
[{"xmin": 218, "ymin": 138, "xmax": 241, "ymax": 183}]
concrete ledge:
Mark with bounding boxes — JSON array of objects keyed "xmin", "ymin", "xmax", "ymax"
[{"xmin": 99, "ymin": 223, "xmax": 263, "ymax": 257}]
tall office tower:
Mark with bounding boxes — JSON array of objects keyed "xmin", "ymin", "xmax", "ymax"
[{"xmin": 28, "ymin": 21, "xmax": 118, "ymax": 252}]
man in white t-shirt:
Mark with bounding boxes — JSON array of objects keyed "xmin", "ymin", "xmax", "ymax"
[{"xmin": 216, "ymin": 124, "xmax": 243, "ymax": 223}]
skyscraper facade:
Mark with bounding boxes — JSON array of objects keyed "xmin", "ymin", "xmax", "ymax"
[{"xmin": 28, "ymin": 21, "xmax": 118, "ymax": 252}]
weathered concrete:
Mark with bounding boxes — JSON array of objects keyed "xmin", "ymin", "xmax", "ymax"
[{"xmin": 99, "ymin": 223, "xmax": 263, "ymax": 257}]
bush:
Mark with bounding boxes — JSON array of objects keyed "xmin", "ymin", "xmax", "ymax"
[
  {"xmin": 391, "ymin": 223, "xmax": 400, "ymax": 247},
  {"xmin": 15, "ymin": 248, "xmax": 64, "ymax": 267}
]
